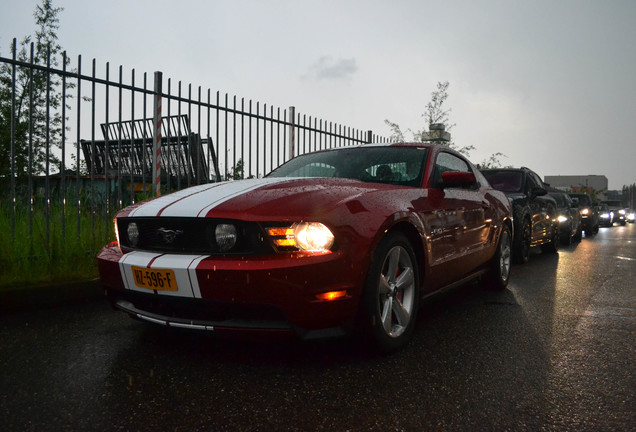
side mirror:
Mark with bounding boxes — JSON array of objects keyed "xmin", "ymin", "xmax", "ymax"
[
  {"xmin": 441, "ymin": 171, "xmax": 477, "ymax": 188},
  {"xmin": 531, "ymin": 187, "xmax": 547, "ymax": 198}
]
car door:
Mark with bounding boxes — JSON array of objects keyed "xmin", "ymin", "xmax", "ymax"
[{"xmin": 424, "ymin": 151, "xmax": 491, "ymax": 287}]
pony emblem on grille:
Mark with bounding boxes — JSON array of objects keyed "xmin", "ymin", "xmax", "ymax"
[{"xmin": 157, "ymin": 227, "xmax": 183, "ymax": 244}]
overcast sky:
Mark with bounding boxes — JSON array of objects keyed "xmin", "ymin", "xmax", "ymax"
[{"xmin": 2, "ymin": 0, "xmax": 635, "ymax": 189}]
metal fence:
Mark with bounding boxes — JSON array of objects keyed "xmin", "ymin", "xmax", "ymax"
[{"xmin": 1, "ymin": 38, "xmax": 390, "ymax": 248}]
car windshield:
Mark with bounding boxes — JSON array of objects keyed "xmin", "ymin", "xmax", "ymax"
[
  {"xmin": 570, "ymin": 193, "xmax": 592, "ymax": 206},
  {"xmin": 267, "ymin": 146, "xmax": 429, "ymax": 187},
  {"xmin": 481, "ymin": 171, "xmax": 523, "ymax": 193},
  {"xmin": 550, "ymin": 193, "xmax": 566, "ymax": 207},
  {"xmin": 602, "ymin": 200, "xmax": 623, "ymax": 209}
]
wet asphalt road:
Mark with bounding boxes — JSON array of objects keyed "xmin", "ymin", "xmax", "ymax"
[{"xmin": 1, "ymin": 225, "xmax": 634, "ymax": 431}]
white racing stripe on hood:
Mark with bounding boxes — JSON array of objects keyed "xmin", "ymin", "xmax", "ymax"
[
  {"xmin": 128, "ymin": 178, "xmax": 294, "ymax": 218},
  {"xmin": 128, "ymin": 183, "xmax": 222, "ymax": 217}
]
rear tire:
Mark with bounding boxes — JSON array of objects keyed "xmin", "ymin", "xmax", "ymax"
[
  {"xmin": 361, "ymin": 232, "xmax": 419, "ymax": 353},
  {"xmin": 486, "ymin": 224, "xmax": 512, "ymax": 290}
]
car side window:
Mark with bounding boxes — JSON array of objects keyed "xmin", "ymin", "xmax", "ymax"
[
  {"xmin": 532, "ymin": 173, "xmax": 545, "ymax": 189},
  {"xmin": 433, "ymin": 152, "xmax": 472, "ymax": 188},
  {"xmin": 525, "ymin": 172, "xmax": 541, "ymax": 194}
]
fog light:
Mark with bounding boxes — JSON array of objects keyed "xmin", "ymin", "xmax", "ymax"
[
  {"xmin": 127, "ymin": 222, "xmax": 139, "ymax": 247},
  {"xmin": 215, "ymin": 224, "xmax": 237, "ymax": 252}
]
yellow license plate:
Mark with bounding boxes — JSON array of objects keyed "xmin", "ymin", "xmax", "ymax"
[{"xmin": 131, "ymin": 266, "xmax": 178, "ymax": 291}]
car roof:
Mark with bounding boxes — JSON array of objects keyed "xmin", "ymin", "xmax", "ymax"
[
  {"xmin": 367, "ymin": 142, "xmax": 432, "ymax": 149},
  {"xmin": 481, "ymin": 167, "xmax": 529, "ymax": 173}
]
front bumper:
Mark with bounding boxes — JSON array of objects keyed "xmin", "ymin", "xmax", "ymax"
[
  {"xmin": 98, "ymin": 244, "xmax": 364, "ymax": 337},
  {"xmin": 580, "ymin": 215, "xmax": 596, "ymax": 229}
]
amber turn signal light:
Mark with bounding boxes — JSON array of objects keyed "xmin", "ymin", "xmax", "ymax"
[{"xmin": 315, "ymin": 290, "xmax": 347, "ymax": 301}]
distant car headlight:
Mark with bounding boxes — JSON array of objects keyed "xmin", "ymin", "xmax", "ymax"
[
  {"xmin": 127, "ymin": 222, "xmax": 139, "ymax": 247},
  {"xmin": 618, "ymin": 209, "xmax": 626, "ymax": 215},
  {"xmin": 629, "ymin": 213, "xmax": 635, "ymax": 220},
  {"xmin": 600, "ymin": 213, "xmax": 610, "ymax": 219},
  {"xmin": 267, "ymin": 222, "xmax": 335, "ymax": 253},
  {"xmin": 557, "ymin": 215, "xmax": 568, "ymax": 223},
  {"xmin": 215, "ymin": 224, "xmax": 238, "ymax": 252},
  {"xmin": 580, "ymin": 208, "xmax": 590, "ymax": 216}
]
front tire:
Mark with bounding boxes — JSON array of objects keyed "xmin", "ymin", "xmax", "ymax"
[
  {"xmin": 541, "ymin": 224, "xmax": 560, "ymax": 254},
  {"xmin": 514, "ymin": 220, "xmax": 531, "ymax": 264},
  {"xmin": 561, "ymin": 222, "xmax": 572, "ymax": 246},
  {"xmin": 361, "ymin": 232, "xmax": 419, "ymax": 353}
]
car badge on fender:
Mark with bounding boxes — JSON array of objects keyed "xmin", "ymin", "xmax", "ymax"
[{"xmin": 157, "ymin": 227, "xmax": 183, "ymax": 244}]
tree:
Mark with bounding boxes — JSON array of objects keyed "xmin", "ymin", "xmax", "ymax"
[
  {"xmin": 0, "ymin": 0, "xmax": 70, "ymax": 178},
  {"xmin": 226, "ymin": 158, "xmax": 255, "ymax": 180},
  {"xmin": 385, "ymin": 81, "xmax": 471, "ymax": 154},
  {"xmin": 478, "ymin": 152, "xmax": 508, "ymax": 169},
  {"xmin": 385, "ymin": 81, "xmax": 507, "ymax": 167}
]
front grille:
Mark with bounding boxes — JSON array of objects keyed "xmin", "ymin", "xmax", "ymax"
[{"xmin": 117, "ymin": 217, "xmax": 273, "ymax": 255}]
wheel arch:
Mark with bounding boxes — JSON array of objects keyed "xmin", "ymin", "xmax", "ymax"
[
  {"xmin": 503, "ymin": 216, "xmax": 514, "ymax": 241},
  {"xmin": 381, "ymin": 221, "xmax": 426, "ymax": 288}
]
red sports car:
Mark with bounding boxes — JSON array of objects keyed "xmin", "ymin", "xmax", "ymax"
[{"xmin": 98, "ymin": 143, "xmax": 513, "ymax": 352}]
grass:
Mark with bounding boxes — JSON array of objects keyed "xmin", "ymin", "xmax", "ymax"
[{"xmin": 0, "ymin": 200, "xmax": 116, "ymax": 289}]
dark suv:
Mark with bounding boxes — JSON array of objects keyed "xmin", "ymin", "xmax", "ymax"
[
  {"xmin": 481, "ymin": 167, "xmax": 559, "ymax": 263},
  {"xmin": 568, "ymin": 193, "xmax": 599, "ymax": 235}
]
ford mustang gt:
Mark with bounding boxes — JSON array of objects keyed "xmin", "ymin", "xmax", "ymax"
[{"xmin": 98, "ymin": 143, "xmax": 513, "ymax": 352}]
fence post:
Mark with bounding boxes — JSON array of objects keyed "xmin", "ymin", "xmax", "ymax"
[
  {"xmin": 10, "ymin": 39, "xmax": 16, "ymax": 240},
  {"xmin": 152, "ymin": 71, "xmax": 163, "ymax": 196},
  {"xmin": 367, "ymin": 130, "xmax": 373, "ymax": 144},
  {"xmin": 288, "ymin": 106, "xmax": 296, "ymax": 160}
]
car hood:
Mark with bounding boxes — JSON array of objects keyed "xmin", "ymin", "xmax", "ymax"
[
  {"xmin": 118, "ymin": 177, "xmax": 397, "ymax": 220},
  {"xmin": 503, "ymin": 193, "xmax": 526, "ymax": 203}
]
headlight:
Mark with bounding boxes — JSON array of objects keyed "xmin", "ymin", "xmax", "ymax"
[
  {"xmin": 628, "ymin": 213, "xmax": 635, "ymax": 220},
  {"xmin": 294, "ymin": 222, "xmax": 335, "ymax": 252},
  {"xmin": 619, "ymin": 209, "xmax": 626, "ymax": 215},
  {"xmin": 127, "ymin": 222, "xmax": 139, "ymax": 247},
  {"xmin": 580, "ymin": 208, "xmax": 590, "ymax": 216},
  {"xmin": 601, "ymin": 213, "xmax": 610, "ymax": 219},
  {"xmin": 215, "ymin": 224, "xmax": 238, "ymax": 252},
  {"xmin": 557, "ymin": 215, "xmax": 568, "ymax": 223},
  {"xmin": 267, "ymin": 222, "xmax": 335, "ymax": 253}
]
